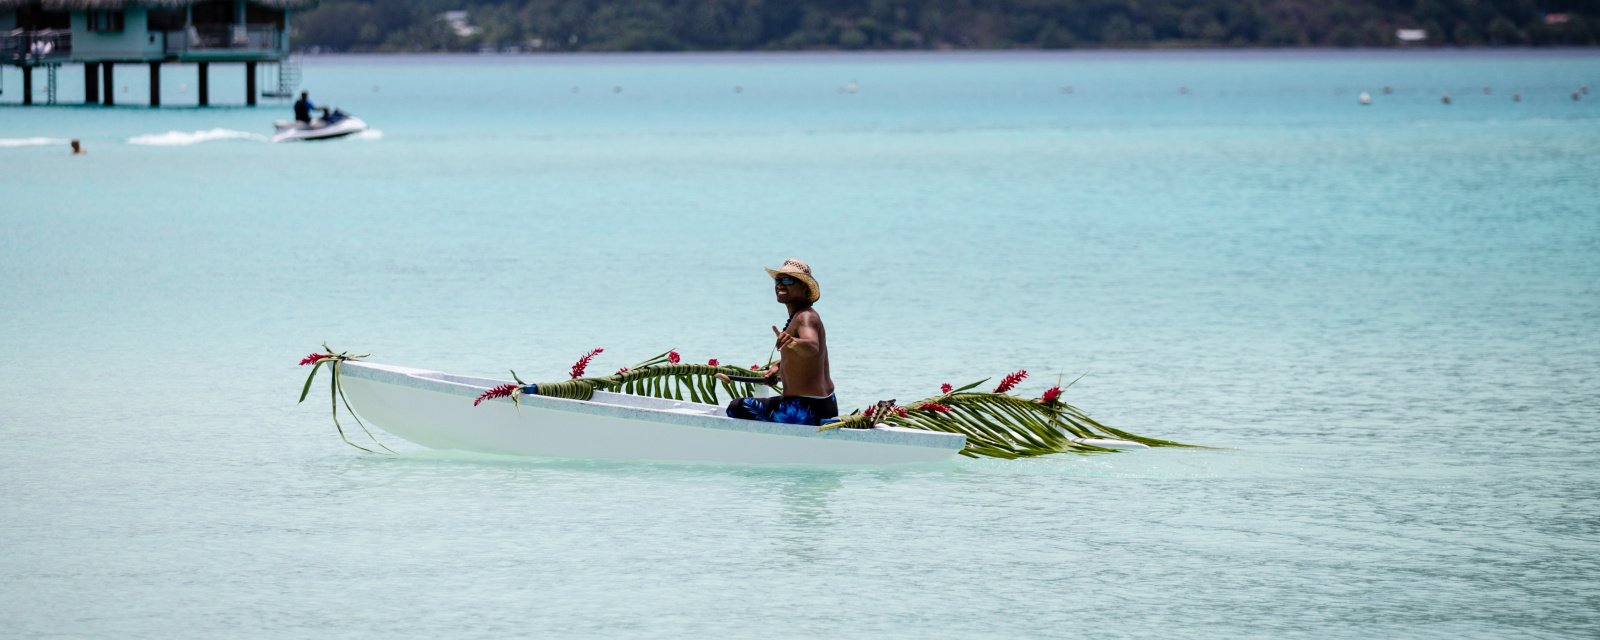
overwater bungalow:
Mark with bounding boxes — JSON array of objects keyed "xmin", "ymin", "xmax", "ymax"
[{"xmin": 2, "ymin": 0, "xmax": 314, "ymax": 106}]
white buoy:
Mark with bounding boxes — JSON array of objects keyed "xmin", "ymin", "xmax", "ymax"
[
  {"xmin": 846, "ymin": 81, "xmax": 858, "ymax": 93},
  {"xmin": 1359, "ymin": 91, "xmax": 1372, "ymax": 105}
]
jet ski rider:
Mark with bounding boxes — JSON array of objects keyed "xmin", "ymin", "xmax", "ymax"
[{"xmin": 294, "ymin": 91, "xmax": 329, "ymax": 124}]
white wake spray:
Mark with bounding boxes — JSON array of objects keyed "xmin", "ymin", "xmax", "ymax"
[
  {"xmin": 0, "ymin": 137, "xmax": 69, "ymax": 148},
  {"xmin": 126, "ymin": 129, "xmax": 269, "ymax": 146}
]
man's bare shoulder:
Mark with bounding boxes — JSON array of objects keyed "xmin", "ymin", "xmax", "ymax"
[{"xmin": 794, "ymin": 307, "xmax": 823, "ymax": 326}]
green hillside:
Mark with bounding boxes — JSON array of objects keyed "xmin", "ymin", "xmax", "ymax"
[{"xmin": 292, "ymin": 0, "xmax": 1599, "ymax": 51}]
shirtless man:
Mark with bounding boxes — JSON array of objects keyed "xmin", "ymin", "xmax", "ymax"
[{"xmin": 716, "ymin": 259, "xmax": 838, "ymax": 426}]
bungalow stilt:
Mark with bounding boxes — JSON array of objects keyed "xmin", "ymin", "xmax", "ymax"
[
  {"xmin": 245, "ymin": 61, "xmax": 256, "ymax": 106},
  {"xmin": 84, "ymin": 62, "xmax": 99, "ymax": 104},
  {"xmin": 197, "ymin": 62, "xmax": 208, "ymax": 106},
  {"xmin": 148, "ymin": 62, "xmax": 160, "ymax": 106}
]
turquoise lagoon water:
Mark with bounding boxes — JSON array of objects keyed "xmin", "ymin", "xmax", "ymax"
[{"xmin": 2, "ymin": 50, "xmax": 1598, "ymax": 638}]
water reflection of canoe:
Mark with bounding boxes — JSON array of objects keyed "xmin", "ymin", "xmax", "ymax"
[{"xmin": 337, "ymin": 361, "xmax": 967, "ymax": 465}]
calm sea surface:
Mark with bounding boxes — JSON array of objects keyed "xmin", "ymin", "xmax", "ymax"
[{"xmin": 2, "ymin": 50, "xmax": 1598, "ymax": 638}]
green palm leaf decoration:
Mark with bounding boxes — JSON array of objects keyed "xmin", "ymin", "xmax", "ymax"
[
  {"xmin": 819, "ymin": 377, "xmax": 1201, "ymax": 459},
  {"xmin": 529, "ymin": 350, "xmax": 772, "ymax": 405},
  {"xmin": 296, "ymin": 342, "xmax": 394, "ymax": 454}
]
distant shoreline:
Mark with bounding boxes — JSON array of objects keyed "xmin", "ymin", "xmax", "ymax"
[{"xmin": 285, "ymin": 47, "xmax": 1600, "ymax": 64}]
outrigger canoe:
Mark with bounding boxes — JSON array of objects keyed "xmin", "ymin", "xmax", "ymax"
[{"xmin": 336, "ymin": 361, "xmax": 967, "ymax": 465}]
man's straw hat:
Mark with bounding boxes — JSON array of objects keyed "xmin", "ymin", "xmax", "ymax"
[{"xmin": 764, "ymin": 258, "xmax": 820, "ymax": 303}]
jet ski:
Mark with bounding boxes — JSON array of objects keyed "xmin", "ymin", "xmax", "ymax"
[{"xmin": 270, "ymin": 109, "xmax": 368, "ymax": 143}]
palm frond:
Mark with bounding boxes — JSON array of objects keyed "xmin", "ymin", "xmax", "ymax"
[
  {"xmin": 822, "ymin": 389, "xmax": 1202, "ymax": 459},
  {"xmin": 296, "ymin": 343, "xmax": 390, "ymax": 454},
  {"xmin": 530, "ymin": 363, "xmax": 770, "ymax": 405}
]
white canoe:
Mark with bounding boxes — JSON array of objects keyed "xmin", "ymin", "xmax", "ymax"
[{"xmin": 335, "ymin": 361, "xmax": 967, "ymax": 465}]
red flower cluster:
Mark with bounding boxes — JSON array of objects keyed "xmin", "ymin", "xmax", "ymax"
[
  {"xmin": 920, "ymin": 403, "xmax": 953, "ymax": 413},
  {"xmin": 993, "ymin": 370, "xmax": 1028, "ymax": 394},
  {"xmin": 475, "ymin": 384, "xmax": 518, "ymax": 406},
  {"xmin": 668, "ymin": 351, "xmax": 681, "ymax": 364},
  {"xmin": 751, "ymin": 364, "xmax": 762, "ymax": 370},
  {"xmin": 570, "ymin": 348, "xmax": 603, "ymax": 379},
  {"xmin": 940, "ymin": 383, "xmax": 953, "ymax": 394},
  {"xmin": 708, "ymin": 359, "xmax": 719, "ymax": 367},
  {"xmin": 616, "ymin": 367, "xmax": 629, "ymax": 374},
  {"xmin": 1041, "ymin": 386, "xmax": 1062, "ymax": 404},
  {"xmin": 298, "ymin": 352, "xmax": 328, "ymax": 366}
]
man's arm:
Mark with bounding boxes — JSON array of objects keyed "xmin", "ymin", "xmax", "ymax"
[{"xmin": 772, "ymin": 315, "xmax": 820, "ymax": 357}]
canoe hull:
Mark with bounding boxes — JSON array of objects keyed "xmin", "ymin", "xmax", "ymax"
[{"xmin": 335, "ymin": 362, "xmax": 965, "ymax": 465}]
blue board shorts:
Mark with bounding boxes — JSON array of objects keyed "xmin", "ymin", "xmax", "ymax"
[{"xmin": 726, "ymin": 394, "xmax": 839, "ymax": 427}]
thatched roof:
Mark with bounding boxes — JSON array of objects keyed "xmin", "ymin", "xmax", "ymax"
[{"xmin": 2, "ymin": 0, "xmax": 319, "ymax": 10}]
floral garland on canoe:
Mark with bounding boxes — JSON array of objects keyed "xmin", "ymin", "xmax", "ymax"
[
  {"xmin": 296, "ymin": 343, "xmax": 394, "ymax": 454},
  {"xmin": 300, "ymin": 345, "xmax": 1198, "ymax": 458}
]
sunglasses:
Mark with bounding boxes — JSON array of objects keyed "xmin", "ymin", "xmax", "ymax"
[{"xmin": 773, "ymin": 276, "xmax": 801, "ymax": 286}]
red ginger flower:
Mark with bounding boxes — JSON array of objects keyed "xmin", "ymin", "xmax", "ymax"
[
  {"xmin": 864, "ymin": 404, "xmax": 909, "ymax": 418},
  {"xmin": 993, "ymin": 370, "xmax": 1028, "ymax": 394},
  {"xmin": 751, "ymin": 364, "xmax": 762, "ymax": 370},
  {"xmin": 1041, "ymin": 386, "xmax": 1062, "ymax": 404},
  {"xmin": 940, "ymin": 383, "xmax": 953, "ymax": 394},
  {"xmin": 920, "ymin": 403, "xmax": 953, "ymax": 413},
  {"xmin": 298, "ymin": 352, "xmax": 328, "ymax": 366},
  {"xmin": 475, "ymin": 384, "xmax": 518, "ymax": 406},
  {"xmin": 570, "ymin": 348, "xmax": 603, "ymax": 379},
  {"xmin": 668, "ymin": 351, "xmax": 681, "ymax": 364},
  {"xmin": 617, "ymin": 367, "xmax": 629, "ymax": 374},
  {"xmin": 708, "ymin": 359, "xmax": 719, "ymax": 367}
]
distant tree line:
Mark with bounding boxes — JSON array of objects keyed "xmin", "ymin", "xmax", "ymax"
[{"xmin": 292, "ymin": 0, "xmax": 1600, "ymax": 51}]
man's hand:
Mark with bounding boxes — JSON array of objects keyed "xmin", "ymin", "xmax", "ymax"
[
  {"xmin": 715, "ymin": 372, "xmax": 731, "ymax": 383},
  {"xmin": 772, "ymin": 325, "xmax": 797, "ymax": 352}
]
